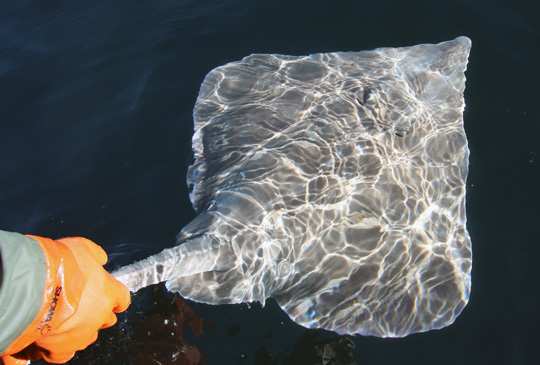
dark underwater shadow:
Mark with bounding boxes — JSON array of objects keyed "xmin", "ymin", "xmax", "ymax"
[{"xmin": 34, "ymin": 285, "xmax": 358, "ymax": 365}]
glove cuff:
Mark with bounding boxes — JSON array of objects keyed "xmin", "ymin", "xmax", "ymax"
[{"xmin": 0, "ymin": 231, "xmax": 47, "ymax": 357}]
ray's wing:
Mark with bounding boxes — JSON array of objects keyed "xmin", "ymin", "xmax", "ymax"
[
  {"xmin": 267, "ymin": 37, "xmax": 473, "ymax": 337},
  {"xmin": 187, "ymin": 53, "xmax": 330, "ymax": 212}
]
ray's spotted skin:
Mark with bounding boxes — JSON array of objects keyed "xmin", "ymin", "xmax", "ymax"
[{"xmin": 112, "ymin": 37, "xmax": 472, "ymax": 338}]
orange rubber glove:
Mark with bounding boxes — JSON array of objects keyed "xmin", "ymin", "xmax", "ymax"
[{"xmin": 0, "ymin": 236, "xmax": 131, "ymax": 364}]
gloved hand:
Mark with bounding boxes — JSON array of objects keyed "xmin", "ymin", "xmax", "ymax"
[{"xmin": 0, "ymin": 236, "xmax": 130, "ymax": 364}]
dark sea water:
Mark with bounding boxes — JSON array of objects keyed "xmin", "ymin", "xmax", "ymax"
[{"xmin": 1, "ymin": 0, "xmax": 539, "ymax": 364}]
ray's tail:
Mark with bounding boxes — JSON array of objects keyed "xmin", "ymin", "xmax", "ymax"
[
  {"xmin": 111, "ymin": 246, "xmax": 183, "ymax": 292},
  {"xmin": 111, "ymin": 235, "xmax": 231, "ymax": 293}
]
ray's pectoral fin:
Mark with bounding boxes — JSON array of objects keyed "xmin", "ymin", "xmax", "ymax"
[
  {"xmin": 166, "ymin": 239, "xmax": 274, "ymax": 305},
  {"xmin": 166, "ymin": 270, "xmax": 246, "ymax": 305}
]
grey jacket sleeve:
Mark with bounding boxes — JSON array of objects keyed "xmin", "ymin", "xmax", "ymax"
[{"xmin": 0, "ymin": 230, "xmax": 47, "ymax": 354}]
